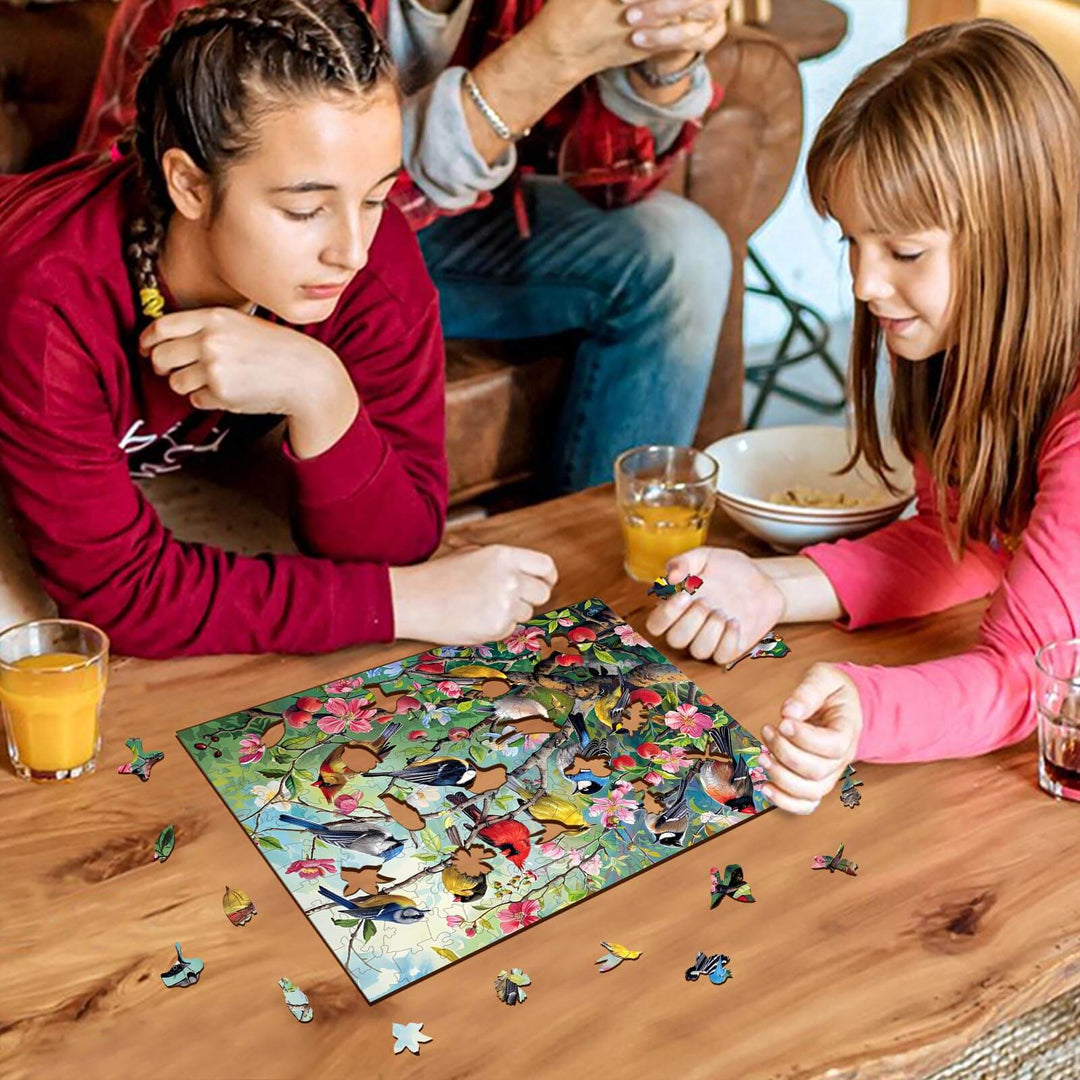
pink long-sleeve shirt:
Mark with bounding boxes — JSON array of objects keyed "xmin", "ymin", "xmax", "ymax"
[{"xmin": 802, "ymin": 386, "xmax": 1080, "ymax": 763}]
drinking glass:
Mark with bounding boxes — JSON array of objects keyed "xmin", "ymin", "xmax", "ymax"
[
  {"xmin": 1033, "ymin": 638, "xmax": 1080, "ymax": 802},
  {"xmin": 0, "ymin": 619, "xmax": 109, "ymax": 781},
  {"xmin": 615, "ymin": 445, "xmax": 718, "ymax": 582}
]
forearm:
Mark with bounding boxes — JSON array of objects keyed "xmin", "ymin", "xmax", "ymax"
[
  {"xmin": 464, "ymin": 22, "xmax": 586, "ymax": 166},
  {"xmin": 756, "ymin": 555, "xmax": 845, "ymax": 624},
  {"xmin": 286, "ymin": 349, "xmax": 359, "ymax": 459}
]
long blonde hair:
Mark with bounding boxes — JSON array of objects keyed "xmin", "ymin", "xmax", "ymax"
[{"xmin": 807, "ymin": 19, "xmax": 1080, "ymax": 554}]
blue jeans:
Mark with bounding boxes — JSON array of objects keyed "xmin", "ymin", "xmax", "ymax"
[{"xmin": 417, "ymin": 177, "xmax": 732, "ymax": 493}]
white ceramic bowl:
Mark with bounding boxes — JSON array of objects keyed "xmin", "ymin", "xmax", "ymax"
[{"xmin": 704, "ymin": 425, "xmax": 915, "ymax": 553}]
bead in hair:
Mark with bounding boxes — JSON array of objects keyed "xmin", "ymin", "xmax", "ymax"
[{"xmin": 140, "ymin": 287, "xmax": 165, "ymax": 319}]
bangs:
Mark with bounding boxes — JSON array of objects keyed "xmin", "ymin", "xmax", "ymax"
[{"xmin": 808, "ymin": 106, "xmax": 958, "ymax": 238}]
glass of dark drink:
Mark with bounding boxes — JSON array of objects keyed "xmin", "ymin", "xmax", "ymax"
[{"xmin": 1034, "ymin": 639, "xmax": 1080, "ymax": 802}]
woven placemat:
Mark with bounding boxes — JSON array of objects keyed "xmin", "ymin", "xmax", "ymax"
[{"xmin": 926, "ymin": 982, "xmax": 1080, "ymax": 1079}]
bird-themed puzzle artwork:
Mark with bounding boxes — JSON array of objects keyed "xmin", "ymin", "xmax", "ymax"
[
  {"xmin": 726, "ymin": 632, "xmax": 791, "ymax": 670},
  {"xmin": 160, "ymin": 943, "xmax": 203, "ymax": 988},
  {"xmin": 839, "ymin": 765, "xmax": 862, "ymax": 808},
  {"xmin": 176, "ymin": 598, "xmax": 771, "ymax": 1003},
  {"xmin": 647, "ymin": 574, "xmax": 703, "ymax": 600},
  {"xmin": 685, "ymin": 951, "xmax": 732, "ymax": 985},
  {"xmin": 118, "ymin": 737, "xmax": 165, "ymax": 781},
  {"xmin": 710, "ymin": 864, "xmax": 755, "ymax": 909}
]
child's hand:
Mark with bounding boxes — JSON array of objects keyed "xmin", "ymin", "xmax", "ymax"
[
  {"xmin": 759, "ymin": 663, "xmax": 863, "ymax": 814},
  {"xmin": 390, "ymin": 545, "xmax": 558, "ymax": 645},
  {"xmin": 644, "ymin": 546, "xmax": 785, "ymax": 664}
]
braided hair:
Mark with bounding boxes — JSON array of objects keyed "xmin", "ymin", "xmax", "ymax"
[{"xmin": 125, "ymin": 0, "xmax": 394, "ymax": 319}]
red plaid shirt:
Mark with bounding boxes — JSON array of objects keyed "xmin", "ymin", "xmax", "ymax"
[{"xmin": 77, "ymin": 0, "xmax": 722, "ymax": 230}]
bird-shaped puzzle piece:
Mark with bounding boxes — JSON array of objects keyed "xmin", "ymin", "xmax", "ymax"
[
  {"xmin": 684, "ymin": 951, "xmax": 732, "ymax": 985},
  {"xmin": 710, "ymin": 864, "xmax": 755, "ymax": 909},
  {"xmin": 812, "ymin": 843, "xmax": 859, "ymax": 876},
  {"xmin": 279, "ymin": 977, "xmax": 313, "ymax": 1022},
  {"xmin": 595, "ymin": 941, "xmax": 642, "ymax": 972},
  {"xmin": 494, "ymin": 968, "xmax": 531, "ymax": 1005}
]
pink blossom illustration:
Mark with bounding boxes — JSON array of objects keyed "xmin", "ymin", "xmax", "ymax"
[
  {"xmin": 317, "ymin": 697, "xmax": 377, "ymax": 734},
  {"xmin": 664, "ymin": 703, "xmax": 714, "ymax": 738},
  {"xmin": 238, "ymin": 733, "xmax": 265, "ymax": 765},
  {"xmin": 613, "ymin": 624, "xmax": 649, "ymax": 648},
  {"xmin": 325, "ymin": 675, "xmax": 366, "ymax": 695},
  {"xmin": 652, "ymin": 746, "xmax": 690, "ymax": 772},
  {"xmin": 436, "ymin": 680, "xmax": 463, "ymax": 698},
  {"xmin": 750, "ymin": 765, "xmax": 768, "ymax": 786},
  {"xmin": 498, "ymin": 898, "xmax": 541, "ymax": 934},
  {"xmin": 333, "ymin": 793, "xmax": 358, "ymax": 814},
  {"xmin": 504, "ymin": 624, "xmax": 546, "ymax": 654},
  {"xmin": 586, "ymin": 781, "xmax": 638, "ymax": 828},
  {"xmin": 285, "ymin": 859, "xmax": 336, "ymax": 880}
]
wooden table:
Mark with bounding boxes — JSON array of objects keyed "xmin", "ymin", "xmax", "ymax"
[
  {"xmin": 761, "ymin": 0, "xmax": 848, "ymax": 62},
  {"xmin": 3, "ymin": 486, "xmax": 1078, "ymax": 1080}
]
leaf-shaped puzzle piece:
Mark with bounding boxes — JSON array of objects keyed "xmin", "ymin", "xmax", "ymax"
[
  {"xmin": 392, "ymin": 1021, "xmax": 432, "ymax": 1055},
  {"xmin": 279, "ymin": 977, "xmax": 313, "ymax": 1022},
  {"xmin": 160, "ymin": 943, "xmax": 203, "ymax": 988},
  {"xmin": 223, "ymin": 885, "xmax": 257, "ymax": 927},
  {"xmin": 153, "ymin": 825, "xmax": 175, "ymax": 864},
  {"xmin": 494, "ymin": 968, "xmax": 531, "ymax": 1005},
  {"xmin": 710, "ymin": 864, "xmax": 755, "ymax": 909},
  {"xmin": 117, "ymin": 738, "xmax": 165, "ymax": 782}
]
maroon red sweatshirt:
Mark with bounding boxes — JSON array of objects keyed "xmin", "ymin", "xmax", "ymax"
[{"xmin": 0, "ymin": 156, "xmax": 448, "ymax": 658}]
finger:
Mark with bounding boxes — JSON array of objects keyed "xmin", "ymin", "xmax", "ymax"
[
  {"xmin": 757, "ymin": 752, "xmax": 831, "ymax": 803},
  {"xmin": 688, "ymin": 610, "xmax": 726, "ymax": 661},
  {"xmin": 188, "ymin": 388, "xmax": 227, "ymax": 411},
  {"xmin": 515, "ymin": 548, "xmax": 559, "ymax": 587},
  {"xmin": 139, "ymin": 308, "xmax": 224, "ymax": 354},
  {"xmin": 761, "ymin": 725, "xmax": 841, "ymax": 783},
  {"xmin": 167, "ymin": 361, "xmax": 209, "ymax": 398},
  {"xmin": 645, "ymin": 589, "xmax": 694, "ymax": 636},
  {"xmin": 631, "ymin": 21, "xmax": 714, "ymax": 49},
  {"xmin": 713, "ymin": 616, "xmax": 741, "ymax": 664},
  {"xmin": 516, "ymin": 571, "xmax": 553, "ymax": 609},
  {"xmin": 759, "ymin": 782, "xmax": 821, "ymax": 815},
  {"xmin": 510, "ymin": 597, "xmax": 534, "ymax": 626},
  {"xmin": 778, "ymin": 717, "xmax": 851, "ymax": 759},
  {"xmin": 665, "ymin": 599, "xmax": 712, "ymax": 651},
  {"xmin": 665, "ymin": 546, "xmax": 711, "ymax": 586},
  {"xmin": 148, "ymin": 336, "xmax": 202, "ymax": 377},
  {"xmin": 781, "ymin": 663, "xmax": 843, "ymax": 722},
  {"xmin": 623, "ymin": 0, "xmax": 722, "ymax": 25}
]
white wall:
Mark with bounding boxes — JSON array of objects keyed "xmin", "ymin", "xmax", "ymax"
[{"xmin": 744, "ymin": 0, "xmax": 908, "ymax": 347}]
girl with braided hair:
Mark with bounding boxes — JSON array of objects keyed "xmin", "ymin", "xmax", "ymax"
[{"xmin": 0, "ymin": 0, "xmax": 556, "ymax": 657}]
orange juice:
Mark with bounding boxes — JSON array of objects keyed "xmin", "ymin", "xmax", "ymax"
[
  {"xmin": 0, "ymin": 653, "xmax": 105, "ymax": 774},
  {"xmin": 621, "ymin": 504, "xmax": 709, "ymax": 582}
]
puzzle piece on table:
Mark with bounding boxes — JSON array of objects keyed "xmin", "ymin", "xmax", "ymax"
[
  {"xmin": 392, "ymin": 1022, "xmax": 432, "ymax": 1055},
  {"xmin": 685, "ymin": 951, "xmax": 732, "ymax": 985},
  {"xmin": 160, "ymin": 943, "xmax": 203, "ymax": 988},
  {"xmin": 153, "ymin": 825, "xmax": 175, "ymax": 863},
  {"xmin": 812, "ymin": 843, "xmax": 858, "ymax": 877},
  {"xmin": 176, "ymin": 598, "xmax": 771, "ymax": 1003},
  {"xmin": 710, "ymin": 863, "xmax": 755, "ymax": 909},
  {"xmin": 840, "ymin": 764, "xmax": 863, "ymax": 808},
  {"xmin": 223, "ymin": 885, "xmax": 257, "ymax": 927},
  {"xmin": 117, "ymin": 737, "xmax": 165, "ymax": 781},
  {"xmin": 494, "ymin": 968, "xmax": 531, "ymax": 1005},
  {"xmin": 279, "ymin": 977, "xmax": 313, "ymax": 1022},
  {"xmin": 726, "ymin": 632, "xmax": 791, "ymax": 671},
  {"xmin": 595, "ymin": 941, "xmax": 642, "ymax": 972},
  {"xmin": 647, "ymin": 574, "xmax": 703, "ymax": 600}
]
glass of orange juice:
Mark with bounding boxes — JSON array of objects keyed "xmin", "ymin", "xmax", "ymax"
[
  {"xmin": 615, "ymin": 445, "xmax": 718, "ymax": 582},
  {"xmin": 0, "ymin": 619, "xmax": 109, "ymax": 782}
]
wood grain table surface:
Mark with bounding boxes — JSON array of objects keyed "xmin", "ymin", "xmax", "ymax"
[{"xmin": 2, "ymin": 485, "xmax": 1078, "ymax": 1080}]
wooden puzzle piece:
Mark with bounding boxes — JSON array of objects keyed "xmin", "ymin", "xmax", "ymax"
[
  {"xmin": 812, "ymin": 843, "xmax": 858, "ymax": 876},
  {"xmin": 153, "ymin": 825, "xmax": 175, "ymax": 864},
  {"xmin": 117, "ymin": 737, "xmax": 165, "ymax": 781},
  {"xmin": 279, "ymin": 978, "xmax": 313, "ymax": 1022},
  {"xmin": 160, "ymin": 943, "xmax": 203, "ymax": 988},
  {"xmin": 710, "ymin": 864, "xmax": 755, "ymax": 909},
  {"xmin": 223, "ymin": 885, "xmax": 257, "ymax": 926}
]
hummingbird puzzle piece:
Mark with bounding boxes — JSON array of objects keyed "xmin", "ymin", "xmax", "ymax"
[
  {"xmin": 812, "ymin": 843, "xmax": 859, "ymax": 877},
  {"xmin": 647, "ymin": 574, "xmax": 703, "ymax": 600},
  {"xmin": 177, "ymin": 598, "xmax": 771, "ymax": 1003},
  {"xmin": 595, "ymin": 941, "xmax": 642, "ymax": 972},
  {"xmin": 709, "ymin": 864, "xmax": 755, "ymax": 909},
  {"xmin": 726, "ymin": 632, "xmax": 791, "ymax": 671}
]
